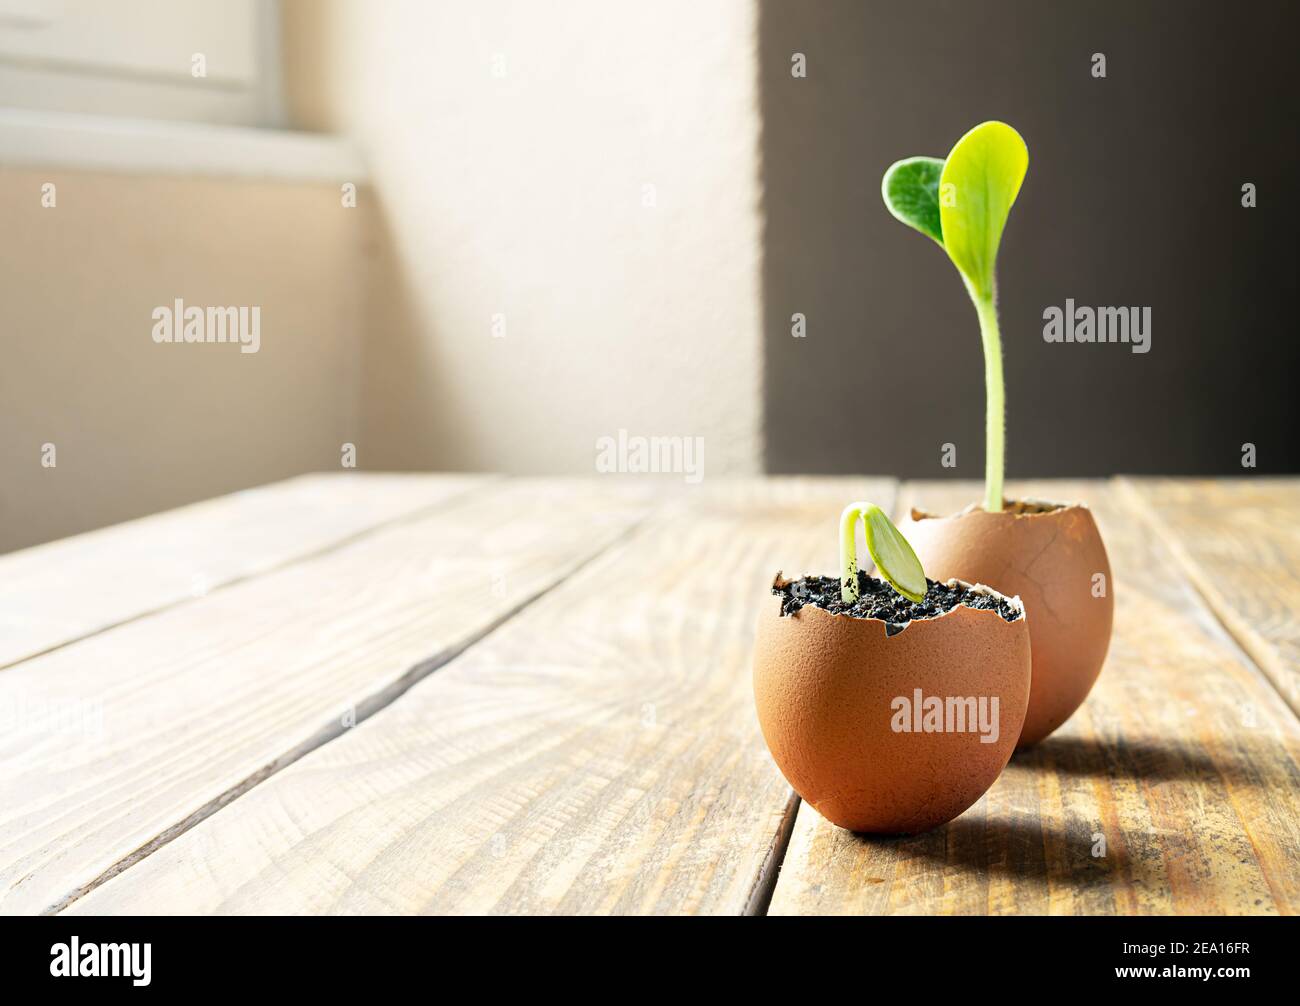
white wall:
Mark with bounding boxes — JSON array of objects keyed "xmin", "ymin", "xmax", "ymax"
[
  {"xmin": 0, "ymin": 1, "xmax": 764, "ymax": 551},
  {"xmin": 283, "ymin": 0, "xmax": 764, "ymax": 477}
]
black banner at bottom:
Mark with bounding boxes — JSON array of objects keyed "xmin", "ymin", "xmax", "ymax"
[{"xmin": 0, "ymin": 915, "xmax": 1286, "ymax": 992}]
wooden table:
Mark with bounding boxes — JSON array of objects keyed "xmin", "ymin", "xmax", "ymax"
[{"xmin": 2, "ymin": 474, "xmax": 1297, "ymax": 916}]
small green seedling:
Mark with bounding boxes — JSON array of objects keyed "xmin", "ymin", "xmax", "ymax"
[
  {"xmin": 882, "ymin": 121, "xmax": 1029, "ymax": 512},
  {"xmin": 840, "ymin": 502, "xmax": 927, "ymax": 605}
]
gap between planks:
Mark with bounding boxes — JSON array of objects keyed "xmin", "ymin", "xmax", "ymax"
[
  {"xmin": 743, "ymin": 790, "xmax": 801, "ymax": 915},
  {"xmin": 46, "ymin": 505, "xmax": 657, "ymax": 916},
  {"xmin": 0, "ymin": 474, "xmax": 494, "ymax": 674},
  {"xmin": 1113, "ymin": 476, "xmax": 1300, "ymax": 723},
  {"xmin": 0, "ymin": 477, "xmax": 654, "ymax": 914}
]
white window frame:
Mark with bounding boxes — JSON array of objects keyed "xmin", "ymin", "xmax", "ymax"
[
  {"xmin": 0, "ymin": 0, "xmax": 285, "ymax": 128},
  {"xmin": 0, "ymin": 0, "xmax": 364, "ymax": 183}
]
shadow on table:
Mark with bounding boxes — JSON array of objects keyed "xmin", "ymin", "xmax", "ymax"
[
  {"xmin": 1017, "ymin": 733, "xmax": 1270, "ymax": 788},
  {"xmin": 851, "ymin": 810, "xmax": 1135, "ymax": 911}
]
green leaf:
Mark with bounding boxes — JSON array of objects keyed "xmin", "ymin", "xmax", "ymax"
[
  {"xmin": 881, "ymin": 156, "xmax": 945, "ymax": 245},
  {"xmin": 938, "ymin": 121, "xmax": 1028, "ymax": 299},
  {"xmin": 840, "ymin": 502, "xmax": 927, "ymax": 605},
  {"xmin": 861, "ymin": 504, "xmax": 927, "ymax": 604}
]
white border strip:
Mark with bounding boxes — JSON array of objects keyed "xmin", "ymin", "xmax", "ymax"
[{"xmin": 0, "ymin": 108, "xmax": 366, "ymax": 183}]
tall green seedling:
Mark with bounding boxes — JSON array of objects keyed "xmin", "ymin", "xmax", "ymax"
[{"xmin": 882, "ymin": 122, "xmax": 1029, "ymax": 512}]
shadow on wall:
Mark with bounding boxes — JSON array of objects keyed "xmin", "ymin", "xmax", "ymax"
[
  {"xmin": 759, "ymin": 0, "xmax": 1299, "ymax": 478},
  {"xmin": 360, "ymin": 190, "xmax": 480, "ymax": 473}
]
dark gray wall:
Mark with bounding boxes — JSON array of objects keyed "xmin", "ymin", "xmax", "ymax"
[{"xmin": 760, "ymin": 0, "xmax": 1298, "ymax": 477}]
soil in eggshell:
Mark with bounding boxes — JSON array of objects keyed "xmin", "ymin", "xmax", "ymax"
[{"xmin": 774, "ymin": 572, "xmax": 1022, "ymax": 636}]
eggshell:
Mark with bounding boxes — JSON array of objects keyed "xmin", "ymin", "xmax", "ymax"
[
  {"xmin": 753, "ymin": 577, "xmax": 1030, "ymax": 834},
  {"xmin": 901, "ymin": 501, "xmax": 1113, "ymax": 747}
]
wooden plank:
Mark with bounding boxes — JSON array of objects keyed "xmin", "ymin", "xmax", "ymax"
[
  {"xmin": 0, "ymin": 472, "xmax": 484, "ymax": 669},
  {"xmin": 67, "ymin": 477, "xmax": 889, "ymax": 916},
  {"xmin": 1118, "ymin": 477, "xmax": 1300, "ymax": 718},
  {"xmin": 768, "ymin": 479, "xmax": 1300, "ymax": 916},
  {"xmin": 0, "ymin": 478, "xmax": 652, "ymax": 915}
]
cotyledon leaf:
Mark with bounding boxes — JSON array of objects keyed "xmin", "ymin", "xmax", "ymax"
[
  {"xmin": 881, "ymin": 156, "xmax": 945, "ymax": 245},
  {"xmin": 840, "ymin": 502, "xmax": 927, "ymax": 605},
  {"xmin": 938, "ymin": 121, "xmax": 1028, "ymax": 299},
  {"xmin": 861, "ymin": 504, "xmax": 927, "ymax": 603}
]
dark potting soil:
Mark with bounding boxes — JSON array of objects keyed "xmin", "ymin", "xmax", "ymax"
[{"xmin": 774, "ymin": 573, "xmax": 1021, "ymax": 636}]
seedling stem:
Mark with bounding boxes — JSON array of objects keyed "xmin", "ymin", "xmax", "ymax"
[{"xmin": 972, "ymin": 289, "xmax": 1005, "ymax": 512}]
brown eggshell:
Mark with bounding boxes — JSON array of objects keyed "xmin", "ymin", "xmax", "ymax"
[
  {"xmin": 753, "ymin": 577, "xmax": 1030, "ymax": 834},
  {"xmin": 901, "ymin": 501, "xmax": 1113, "ymax": 747}
]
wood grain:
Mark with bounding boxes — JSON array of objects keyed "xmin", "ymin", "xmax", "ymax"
[
  {"xmin": 0, "ymin": 472, "xmax": 484, "ymax": 669},
  {"xmin": 0, "ymin": 478, "xmax": 651, "ymax": 915},
  {"xmin": 68, "ymin": 477, "xmax": 887, "ymax": 915},
  {"xmin": 768, "ymin": 479, "xmax": 1300, "ymax": 916},
  {"xmin": 1118, "ymin": 477, "xmax": 1300, "ymax": 718}
]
